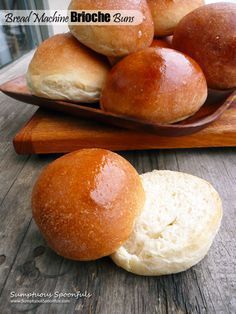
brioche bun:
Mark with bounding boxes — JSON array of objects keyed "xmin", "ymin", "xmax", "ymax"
[
  {"xmin": 32, "ymin": 149, "xmax": 145, "ymax": 261},
  {"xmin": 101, "ymin": 48, "xmax": 207, "ymax": 124},
  {"xmin": 147, "ymin": 0, "xmax": 204, "ymax": 37},
  {"xmin": 68, "ymin": 0, "xmax": 154, "ymax": 57},
  {"xmin": 27, "ymin": 33, "xmax": 110, "ymax": 103},
  {"xmin": 112, "ymin": 171, "xmax": 222, "ymax": 276},
  {"xmin": 173, "ymin": 3, "xmax": 236, "ymax": 90}
]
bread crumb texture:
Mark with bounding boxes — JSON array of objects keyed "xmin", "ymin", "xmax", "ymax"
[{"xmin": 111, "ymin": 170, "xmax": 222, "ymax": 276}]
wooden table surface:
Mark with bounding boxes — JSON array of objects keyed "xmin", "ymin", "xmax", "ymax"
[{"xmin": 0, "ymin": 52, "xmax": 235, "ymax": 314}]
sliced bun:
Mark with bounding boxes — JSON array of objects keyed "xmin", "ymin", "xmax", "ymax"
[
  {"xmin": 147, "ymin": 0, "xmax": 204, "ymax": 37},
  {"xmin": 27, "ymin": 33, "xmax": 110, "ymax": 103},
  {"xmin": 68, "ymin": 0, "xmax": 154, "ymax": 57},
  {"xmin": 32, "ymin": 149, "xmax": 145, "ymax": 261},
  {"xmin": 173, "ymin": 3, "xmax": 236, "ymax": 90},
  {"xmin": 101, "ymin": 48, "xmax": 207, "ymax": 124},
  {"xmin": 111, "ymin": 170, "xmax": 222, "ymax": 276}
]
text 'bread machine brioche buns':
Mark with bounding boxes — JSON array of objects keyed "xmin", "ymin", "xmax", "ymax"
[
  {"xmin": 32, "ymin": 149, "xmax": 145, "ymax": 261},
  {"xmin": 173, "ymin": 3, "xmax": 236, "ymax": 90},
  {"xmin": 68, "ymin": 0, "xmax": 154, "ymax": 57},
  {"xmin": 112, "ymin": 171, "xmax": 223, "ymax": 276},
  {"xmin": 26, "ymin": 33, "xmax": 110, "ymax": 102},
  {"xmin": 100, "ymin": 48, "xmax": 207, "ymax": 124},
  {"xmin": 147, "ymin": 0, "xmax": 204, "ymax": 37}
]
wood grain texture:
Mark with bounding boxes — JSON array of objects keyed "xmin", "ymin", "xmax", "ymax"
[
  {"xmin": 0, "ymin": 52, "xmax": 37, "ymax": 142},
  {"xmin": 0, "ymin": 150, "xmax": 235, "ymax": 314},
  {"xmin": 13, "ymin": 103, "xmax": 236, "ymax": 154},
  {"xmin": 0, "ymin": 51, "xmax": 235, "ymax": 314}
]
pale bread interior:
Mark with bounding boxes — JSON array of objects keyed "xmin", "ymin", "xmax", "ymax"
[{"xmin": 111, "ymin": 170, "xmax": 222, "ymax": 276}]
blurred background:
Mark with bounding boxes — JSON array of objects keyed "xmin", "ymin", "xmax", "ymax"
[
  {"xmin": 0, "ymin": 0, "xmax": 235, "ymax": 69},
  {"xmin": 0, "ymin": 0, "xmax": 70, "ymax": 69}
]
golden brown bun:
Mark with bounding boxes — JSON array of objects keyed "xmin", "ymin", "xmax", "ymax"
[
  {"xmin": 173, "ymin": 3, "xmax": 236, "ymax": 90},
  {"xmin": 32, "ymin": 149, "xmax": 145, "ymax": 261},
  {"xmin": 108, "ymin": 38, "xmax": 171, "ymax": 66},
  {"xmin": 147, "ymin": 0, "xmax": 204, "ymax": 36},
  {"xmin": 101, "ymin": 48, "xmax": 207, "ymax": 124},
  {"xmin": 68, "ymin": 0, "xmax": 154, "ymax": 57},
  {"xmin": 27, "ymin": 33, "xmax": 110, "ymax": 102}
]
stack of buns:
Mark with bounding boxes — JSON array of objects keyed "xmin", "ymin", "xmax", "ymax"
[
  {"xmin": 27, "ymin": 2, "xmax": 233, "ymax": 275},
  {"xmin": 32, "ymin": 149, "xmax": 223, "ymax": 275},
  {"xmin": 27, "ymin": 1, "xmax": 236, "ymax": 124},
  {"xmin": 29, "ymin": 0, "xmax": 231, "ymax": 276}
]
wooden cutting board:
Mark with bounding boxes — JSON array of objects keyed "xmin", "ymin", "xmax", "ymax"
[{"xmin": 13, "ymin": 103, "xmax": 236, "ymax": 154}]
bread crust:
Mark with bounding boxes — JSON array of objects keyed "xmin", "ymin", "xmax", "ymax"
[
  {"xmin": 147, "ymin": 0, "xmax": 204, "ymax": 36},
  {"xmin": 68, "ymin": 0, "xmax": 154, "ymax": 57},
  {"xmin": 32, "ymin": 149, "xmax": 145, "ymax": 261},
  {"xmin": 111, "ymin": 171, "xmax": 223, "ymax": 276},
  {"xmin": 27, "ymin": 33, "xmax": 110, "ymax": 102},
  {"xmin": 100, "ymin": 47, "xmax": 207, "ymax": 124},
  {"xmin": 173, "ymin": 3, "xmax": 236, "ymax": 90}
]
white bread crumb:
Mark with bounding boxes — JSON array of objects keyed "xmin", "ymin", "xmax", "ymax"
[{"xmin": 111, "ymin": 170, "xmax": 222, "ymax": 276}]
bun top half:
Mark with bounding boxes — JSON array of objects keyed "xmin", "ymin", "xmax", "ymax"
[{"xmin": 32, "ymin": 149, "xmax": 145, "ymax": 261}]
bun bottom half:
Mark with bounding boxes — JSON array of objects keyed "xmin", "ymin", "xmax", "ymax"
[{"xmin": 111, "ymin": 171, "xmax": 222, "ymax": 276}]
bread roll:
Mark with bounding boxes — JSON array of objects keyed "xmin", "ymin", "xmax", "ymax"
[
  {"xmin": 27, "ymin": 33, "xmax": 110, "ymax": 103},
  {"xmin": 101, "ymin": 48, "xmax": 207, "ymax": 124},
  {"xmin": 68, "ymin": 0, "xmax": 154, "ymax": 57},
  {"xmin": 108, "ymin": 38, "xmax": 170, "ymax": 66},
  {"xmin": 173, "ymin": 3, "xmax": 236, "ymax": 90},
  {"xmin": 147, "ymin": 0, "xmax": 204, "ymax": 37},
  {"xmin": 111, "ymin": 170, "xmax": 222, "ymax": 276},
  {"xmin": 32, "ymin": 149, "xmax": 145, "ymax": 261}
]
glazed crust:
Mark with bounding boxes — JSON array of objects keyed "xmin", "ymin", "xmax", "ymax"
[
  {"xmin": 101, "ymin": 48, "xmax": 207, "ymax": 124},
  {"xmin": 32, "ymin": 149, "xmax": 145, "ymax": 261}
]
